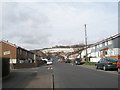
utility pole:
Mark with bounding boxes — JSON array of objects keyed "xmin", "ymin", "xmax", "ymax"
[{"xmin": 84, "ymin": 24, "xmax": 88, "ymax": 62}]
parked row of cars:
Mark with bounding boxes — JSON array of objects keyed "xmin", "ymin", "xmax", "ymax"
[
  {"xmin": 95, "ymin": 58, "xmax": 120, "ymax": 73},
  {"xmin": 61, "ymin": 57, "xmax": 120, "ymax": 73},
  {"xmin": 44, "ymin": 57, "xmax": 120, "ymax": 73},
  {"xmin": 64, "ymin": 58, "xmax": 82, "ymax": 65}
]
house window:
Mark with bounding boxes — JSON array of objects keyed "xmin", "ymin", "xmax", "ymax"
[
  {"xmin": 99, "ymin": 44, "xmax": 103, "ymax": 47},
  {"xmin": 108, "ymin": 40, "xmax": 112, "ymax": 45},
  {"xmin": 97, "ymin": 45, "xmax": 99, "ymax": 48},
  {"xmin": 105, "ymin": 42, "xmax": 108, "ymax": 46},
  {"xmin": 92, "ymin": 46, "xmax": 95, "ymax": 49},
  {"xmin": 20, "ymin": 49, "xmax": 22, "ymax": 55},
  {"xmin": 26, "ymin": 52, "xmax": 27, "ymax": 56}
]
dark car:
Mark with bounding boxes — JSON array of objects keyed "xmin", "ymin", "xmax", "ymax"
[
  {"xmin": 65, "ymin": 59, "xmax": 70, "ymax": 63},
  {"xmin": 61, "ymin": 60, "xmax": 65, "ymax": 63},
  {"xmin": 95, "ymin": 58, "xmax": 118, "ymax": 71},
  {"xmin": 74, "ymin": 58, "xmax": 81, "ymax": 65}
]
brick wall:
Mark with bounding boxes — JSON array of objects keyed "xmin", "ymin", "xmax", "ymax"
[
  {"xmin": 0, "ymin": 41, "xmax": 17, "ymax": 59},
  {"xmin": 13, "ymin": 63, "xmax": 36, "ymax": 69}
]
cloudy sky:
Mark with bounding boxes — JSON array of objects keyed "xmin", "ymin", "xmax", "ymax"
[{"xmin": 1, "ymin": 1, "xmax": 118, "ymax": 50}]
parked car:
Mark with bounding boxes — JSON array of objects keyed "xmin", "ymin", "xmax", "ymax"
[
  {"xmin": 58, "ymin": 59, "xmax": 61, "ymax": 62},
  {"xmin": 74, "ymin": 58, "xmax": 81, "ymax": 65},
  {"xmin": 95, "ymin": 58, "xmax": 118, "ymax": 71},
  {"xmin": 117, "ymin": 60, "xmax": 120, "ymax": 73},
  {"xmin": 42, "ymin": 59, "xmax": 48, "ymax": 63},
  {"xmin": 42, "ymin": 59, "xmax": 48, "ymax": 61},
  {"xmin": 61, "ymin": 60, "xmax": 65, "ymax": 63},
  {"xmin": 65, "ymin": 59, "xmax": 70, "ymax": 63},
  {"xmin": 47, "ymin": 60, "xmax": 53, "ymax": 65}
]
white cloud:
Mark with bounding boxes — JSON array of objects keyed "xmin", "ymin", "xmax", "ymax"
[
  {"xmin": 1, "ymin": 0, "xmax": 119, "ymax": 2},
  {"xmin": 0, "ymin": 2, "xmax": 2, "ymax": 40},
  {"xmin": 2, "ymin": 2, "xmax": 118, "ymax": 49}
]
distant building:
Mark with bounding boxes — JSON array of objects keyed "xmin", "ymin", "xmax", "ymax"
[
  {"xmin": 68, "ymin": 53, "xmax": 80, "ymax": 59},
  {"xmin": 41, "ymin": 48, "xmax": 75, "ymax": 53},
  {"xmin": 17, "ymin": 47, "xmax": 34, "ymax": 63},
  {"xmin": 30, "ymin": 50, "xmax": 47, "ymax": 59}
]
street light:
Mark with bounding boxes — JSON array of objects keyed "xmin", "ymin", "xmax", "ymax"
[{"xmin": 84, "ymin": 24, "xmax": 88, "ymax": 62}]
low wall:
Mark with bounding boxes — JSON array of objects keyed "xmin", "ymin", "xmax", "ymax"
[
  {"xmin": 0, "ymin": 58, "xmax": 1, "ymax": 78},
  {"xmin": 90, "ymin": 58, "xmax": 101, "ymax": 62},
  {"xmin": 13, "ymin": 63, "xmax": 36, "ymax": 69},
  {"xmin": 1, "ymin": 58, "xmax": 10, "ymax": 77},
  {"xmin": 13, "ymin": 61, "xmax": 44, "ymax": 69},
  {"xmin": 106, "ymin": 56, "xmax": 119, "ymax": 60},
  {"xmin": 35, "ymin": 60, "xmax": 44, "ymax": 67}
]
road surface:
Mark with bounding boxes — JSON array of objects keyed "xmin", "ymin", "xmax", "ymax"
[
  {"xmin": 53, "ymin": 58, "xmax": 118, "ymax": 88},
  {"xmin": 3, "ymin": 57, "xmax": 119, "ymax": 89}
]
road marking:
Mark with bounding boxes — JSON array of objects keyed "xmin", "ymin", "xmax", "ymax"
[{"xmin": 48, "ymin": 67, "xmax": 53, "ymax": 70}]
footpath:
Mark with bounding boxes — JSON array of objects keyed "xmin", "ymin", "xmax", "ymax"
[
  {"xmin": 79, "ymin": 64, "xmax": 118, "ymax": 75},
  {"xmin": 2, "ymin": 66, "xmax": 53, "ymax": 89},
  {"xmin": 25, "ymin": 73, "xmax": 53, "ymax": 88}
]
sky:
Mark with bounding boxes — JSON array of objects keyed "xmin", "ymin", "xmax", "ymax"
[{"xmin": 1, "ymin": 0, "xmax": 118, "ymax": 50}]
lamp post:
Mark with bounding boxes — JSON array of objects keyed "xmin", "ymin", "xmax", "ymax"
[{"xmin": 84, "ymin": 24, "xmax": 88, "ymax": 62}]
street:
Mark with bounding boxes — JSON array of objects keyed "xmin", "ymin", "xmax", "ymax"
[
  {"xmin": 53, "ymin": 60, "xmax": 118, "ymax": 88},
  {"xmin": 3, "ymin": 57, "xmax": 119, "ymax": 89}
]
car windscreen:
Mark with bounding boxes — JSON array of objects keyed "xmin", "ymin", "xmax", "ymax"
[
  {"xmin": 75, "ymin": 58, "xmax": 81, "ymax": 61},
  {"xmin": 48, "ymin": 60, "xmax": 52, "ymax": 62},
  {"xmin": 106, "ymin": 58, "xmax": 117, "ymax": 62}
]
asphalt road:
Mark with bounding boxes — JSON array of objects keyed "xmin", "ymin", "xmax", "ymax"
[
  {"xmin": 53, "ymin": 59, "xmax": 118, "ymax": 88},
  {"xmin": 2, "ymin": 57, "xmax": 119, "ymax": 89}
]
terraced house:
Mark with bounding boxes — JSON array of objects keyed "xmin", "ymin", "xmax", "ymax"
[
  {"xmin": 0, "ymin": 40, "xmax": 41, "ymax": 64},
  {"xmin": 17, "ymin": 47, "xmax": 34, "ymax": 63},
  {"xmin": 0, "ymin": 40, "xmax": 17, "ymax": 63},
  {"xmin": 87, "ymin": 33, "xmax": 120, "ymax": 62}
]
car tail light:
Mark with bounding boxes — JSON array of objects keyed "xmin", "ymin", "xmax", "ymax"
[{"xmin": 107, "ymin": 62, "xmax": 112, "ymax": 65}]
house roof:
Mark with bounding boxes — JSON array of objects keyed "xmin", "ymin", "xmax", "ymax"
[
  {"xmin": 0, "ymin": 40, "xmax": 17, "ymax": 47},
  {"xmin": 1, "ymin": 40, "xmax": 35, "ymax": 54},
  {"xmin": 93, "ymin": 33, "xmax": 120, "ymax": 46}
]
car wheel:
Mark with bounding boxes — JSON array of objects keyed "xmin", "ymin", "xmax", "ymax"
[
  {"xmin": 103, "ymin": 66, "xmax": 107, "ymax": 71},
  {"xmin": 118, "ymin": 68, "xmax": 120, "ymax": 74},
  {"xmin": 96, "ymin": 65, "xmax": 98, "ymax": 69}
]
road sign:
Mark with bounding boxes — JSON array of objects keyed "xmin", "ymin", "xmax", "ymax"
[{"xmin": 3, "ymin": 51, "xmax": 11, "ymax": 55}]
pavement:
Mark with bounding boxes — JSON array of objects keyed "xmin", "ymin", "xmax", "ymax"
[
  {"xmin": 78, "ymin": 64, "xmax": 118, "ymax": 75},
  {"xmin": 2, "ymin": 65, "xmax": 54, "ymax": 88},
  {"xmin": 25, "ymin": 73, "xmax": 53, "ymax": 88}
]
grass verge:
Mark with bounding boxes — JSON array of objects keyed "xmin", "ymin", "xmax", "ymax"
[{"xmin": 83, "ymin": 62, "xmax": 96, "ymax": 65}]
